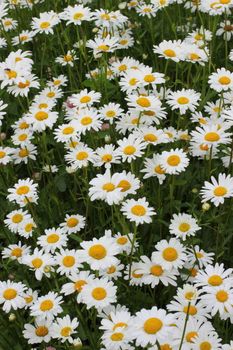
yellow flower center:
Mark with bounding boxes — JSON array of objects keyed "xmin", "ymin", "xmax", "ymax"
[
  {"xmin": 107, "ymin": 265, "xmax": 116, "ymax": 274},
  {"xmin": 18, "ymin": 80, "xmax": 30, "ymax": 89},
  {"xmin": 92, "ymin": 287, "xmax": 107, "ymax": 300},
  {"xmin": 119, "ymin": 39, "xmax": 128, "ymax": 45},
  {"xmin": 102, "ymin": 154, "xmax": 113, "ymax": 162},
  {"xmin": 32, "ymin": 258, "xmax": 43, "ymax": 268},
  {"xmin": 98, "ymin": 44, "xmax": 109, "ymax": 51},
  {"xmin": 186, "ymin": 331, "xmax": 198, "ymax": 343},
  {"xmin": 200, "ymin": 342, "xmax": 212, "ymax": 350},
  {"xmin": 47, "ymin": 234, "xmax": 59, "ymax": 243},
  {"xmin": 163, "ymin": 49, "xmax": 176, "ymax": 57},
  {"xmin": 11, "ymin": 248, "xmax": 22, "ymax": 258},
  {"xmin": 143, "ymin": 318, "xmax": 163, "ymax": 334},
  {"xmin": 119, "ymin": 64, "xmax": 127, "ymax": 71},
  {"xmin": 12, "ymin": 213, "xmax": 23, "ymax": 223},
  {"xmin": 218, "ymin": 76, "xmax": 231, "ymax": 85},
  {"xmin": 6, "ymin": 70, "xmax": 17, "ymax": 79},
  {"xmin": 216, "ymin": 290, "xmax": 228, "ymax": 302},
  {"xmin": 144, "ymin": 134, "xmax": 157, "ymax": 142},
  {"xmin": 106, "ymin": 110, "xmax": 116, "ymax": 118},
  {"xmin": 214, "ymin": 186, "xmax": 227, "ymax": 197},
  {"xmin": 131, "ymin": 205, "xmax": 146, "ymax": 216},
  {"xmin": 24, "ymin": 295, "xmax": 33, "ymax": 304},
  {"xmin": 150, "ymin": 265, "xmax": 163, "ymax": 276},
  {"xmin": 200, "ymin": 144, "xmax": 209, "ymax": 151},
  {"xmin": 73, "ymin": 12, "xmax": 84, "ymax": 20},
  {"xmin": 63, "ymin": 126, "xmax": 74, "ymax": 135},
  {"xmin": 40, "ymin": 299, "xmax": 54, "ymax": 311},
  {"xmin": 117, "ymin": 180, "xmax": 131, "ymax": 192},
  {"xmin": 89, "ymin": 244, "xmax": 107, "ymax": 260},
  {"xmin": 60, "ymin": 326, "xmax": 72, "ymax": 337},
  {"xmin": 102, "ymin": 182, "xmax": 115, "ymax": 192},
  {"xmin": 183, "ymin": 305, "xmax": 197, "ymax": 315},
  {"xmin": 111, "ymin": 332, "xmax": 124, "ymax": 341},
  {"xmin": 132, "ymin": 269, "xmax": 143, "ymax": 278},
  {"xmin": 18, "ymin": 134, "xmax": 28, "ymax": 141},
  {"xmin": 154, "ymin": 165, "xmax": 165, "ymax": 174},
  {"xmin": 80, "ymin": 96, "xmax": 91, "ymax": 103},
  {"xmin": 19, "ymin": 148, "xmax": 29, "ymax": 157},
  {"xmin": 81, "ymin": 116, "xmax": 92, "ymax": 125},
  {"xmin": 129, "ymin": 78, "xmax": 138, "ymax": 86},
  {"xmin": 25, "ymin": 223, "xmax": 34, "ymax": 232},
  {"xmin": 35, "ymin": 111, "xmax": 48, "ymax": 121},
  {"xmin": 74, "ymin": 280, "xmax": 87, "ymax": 292},
  {"xmin": 63, "ymin": 256, "xmax": 75, "ymax": 267},
  {"xmin": 136, "ymin": 97, "xmax": 151, "ymax": 108},
  {"xmin": 40, "ymin": 21, "xmax": 50, "ymax": 29},
  {"xmin": 113, "ymin": 322, "xmax": 127, "ymax": 330},
  {"xmin": 162, "ymin": 247, "xmax": 178, "ymax": 261},
  {"xmin": 47, "ymin": 92, "xmax": 55, "ymax": 98},
  {"xmin": 16, "ymin": 186, "xmax": 29, "ymax": 195},
  {"xmin": 189, "ymin": 53, "xmax": 200, "ymax": 60},
  {"xmin": 3, "ymin": 288, "xmax": 17, "ymax": 300},
  {"xmin": 67, "ymin": 217, "xmax": 79, "ymax": 227},
  {"xmin": 35, "ymin": 326, "xmax": 49, "ymax": 337},
  {"xmin": 179, "ymin": 223, "xmax": 190, "ymax": 232},
  {"xmin": 123, "ymin": 145, "xmax": 136, "ymax": 155},
  {"xmin": 185, "ymin": 291, "xmax": 195, "ymax": 300},
  {"xmin": 167, "ymin": 155, "xmax": 181, "ymax": 166},
  {"xmin": 204, "ymin": 132, "xmax": 220, "ymax": 142},
  {"xmin": 117, "ymin": 236, "xmax": 128, "ymax": 245},
  {"xmin": 0, "ymin": 151, "xmax": 6, "ymax": 158},
  {"xmin": 177, "ymin": 97, "xmax": 189, "ymax": 104},
  {"xmin": 161, "ymin": 344, "xmax": 172, "ymax": 350},
  {"xmin": 144, "ymin": 74, "xmax": 155, "ymax": 83},
  {"xmin": 76, "ymin": 151, "xmax": 88, "ymax": 160}
]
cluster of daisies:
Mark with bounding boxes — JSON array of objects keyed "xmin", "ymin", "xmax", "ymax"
[{"xmin": 0, "ymin": 0, "xmax": 233, "ymax": 349}]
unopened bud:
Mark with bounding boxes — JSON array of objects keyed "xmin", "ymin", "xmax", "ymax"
[
  {"xmin": 9, "ymin": 313, "xmax": 16, "ymax": 321},
  {"xmin": 192, "ymin": 188, "xmax": 198, "ymax": 193},
  {"xmin": 0, "ymin": 132, "xmax": 6, "ymax": 140},
  {"xmin": 202, "ymin": 202, "xmax": 210, "ymax": 211},
  {"xmin": 73, "ymin": 338, "xmax": 82, "ymax": 349},
  {"xmin": 104, "ymin": 135, "xmax": 111, "ymax": 143}
]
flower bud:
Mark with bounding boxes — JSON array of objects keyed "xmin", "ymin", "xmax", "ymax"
[{"xmin": 202, "ymin": 202, "xmax": 211, "ymax": 211}]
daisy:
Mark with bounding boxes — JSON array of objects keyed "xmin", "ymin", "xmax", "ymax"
[
  {"xmin": 12, "ymin": 143, "xmax": 37, "ymax": 165},
  {"xmin": 101, "ymin": 328, "xmax": 132, "ymax": 350},
  {"xmin": 37, "ymin": 227, "xmax": 68, "ymax": 253},
  {"xmin": 12, "ymin": 30, "xmax": 35, "ymax": 45},
  {"xmin": 153, "ymin": 40, "xmax": 185, "ymax": 62},
  {"xmin": 65, "ymin": 144, "xmax": 95, "ymax": 169},
  {"xmin": 141, "ymin": 154, "xmax": 166, "ymax": 184},
  {"xmin": 169, "ymin": 213, "xmax": 201, "ymax": 240},
  {"xmin": 99, "ymin": 261, "xmax": 125, "ymax": 280},
  {"xmin": 51, "ymin": 315, "xmax": 79, "ymax": 343},
  {"xmin": 18, "ymin": 218, "xmax": 37, "ymax": 238},
  {"xmin": 117, "ymin": 134, "xmax": 147, "ymax": 163},
  {"xmin": 99, "ymin": 102, "xmax": 123, "ymax": 124},
  {"xmin": 60, "ymin": 213, "xmax": 86, "ymax": 234},
  {"xmin": 138, "ymin": 255, "xmax": 178, "ymax": 287},
  {"xmin": 131, "ymin": 307, "xmax": 174, "ymax": 347},
  {"xmin": 88, "ymin": 170, "xmax": 124, "ymax": 205},
  {"xmin": 73, "ymin": 108, "xmax": 103, "ymax": 134},
  {"xmin": 54, "ymin": 123, "xmax": 79, "ymax": 143},
  {"xmin": 86, "ymin": 36, "xmax": 119, "ymax": 57},
  {"xmin": 208, "ymin": 68, "xmax": 233, "ymax": 92},
  {"xmin": 30, "ymin": 292, "xmax": 63, "ymax": 320},
  {"xmin": 4, "ymin": 209, "xmax": 31, "ymax": 233},
  {"xmin": 0, "ymin": 99, "xmax": 8, "ymax": 125},
  {"xmin": 2, "ymin": 242, "xmax": 31, "ymax": 263},
  {"xmin": 194, "ymin": 263, "xmax": 233, "ymax": 289},
  {"xmin": 60, "ymin": 4, "xmax": 93, "ymax": 25},
  {"xmin": 79, "ymin": 236, "xmax": 120, "ymax": 270},
  {"xmin": 55, "ymin": 50, "xmax": 78, "ymax": 67},
  {"xmin": 81, "ymin": 278, "xmax": 117, "ymax": 310},
  {"xmin": 61, "ymin": 271, "xmax": 95, "ymax": 302},
  {"xmin": 192, "ymin": 331, "xmax": 222, "ymax": 350},
  {"xmin": 7, "ymin": 178, "xmax": 38, "ymax": 207},
  {"xmin": 94, "ymin": 144, "xmax": 121, "ymax": 168},
  {"xmin": 160, "ymin": 148, "xmax": 189, "ymax": 175},
  {"xmin": 25, "ymin": 108, "xmax": 58, "ymax": 132},
  {"xmin": 23, "ymin": 288, "xmax": 38, "ymax": 309},
  {"xmin": 200, "ymin": 173, "xmax": 233, "ymax": 207},
  {"xmin": 191, "ymin": 124, "xmax": 232, "ymax": 147},
  {"xmin": 31, "ymin": 11, "xmax": 60, "ymax": 35},
  {"xmin": 153, "ymin": 238, "xmax": 187, "ymax": 270},
  {"xmin": 0, "ymin": 146, "xmax": 13, "ymax": 165},
  {"xmin": 55, "ymin": 249, "xmax": 83, "ymax": 276},
  {"xmin": 201, "ymin": 285, "xmax": 233, "ymax": 316},
  {"xmin": 113, "ymin": 232, "xmax": 136, "ymax": 254},
  {"xmin": 114, "ymin": 170, "xmax": 140, "ymax": 197},
  {"xmin": 167, "ymin": 89, "xmax": 201, "ymax": 115},
  {"xmin": 120, "ymin": 197, "xmax": 156, "ymax": 225},
  {"xmin": 11, "ymin": 129, "xmax": 34, "ymax": 147},
  {"xmin": 126, "ymin": 94, "xmax": 162, "ymax": 112},
  {"xmin": 186, "ymin": 246, "xmax": 214, "ymax": 268},
  {"xmin": 69, "ymin": 89, "xmax": 101, "ymax": 108},
  {"xmin": 22, "ymin": 248, "xmax": 55, "ymax": 280},
  {"xmin": 0, "ymin": 281, "xmax": 26, "ymax": 313},
  {"xmin": 23, "ymin": 317, "xmax": 53, "ymax": 344},
  {"xmin": 216, "ymin": 21, "xmax": 233, "ymax": 41}
]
